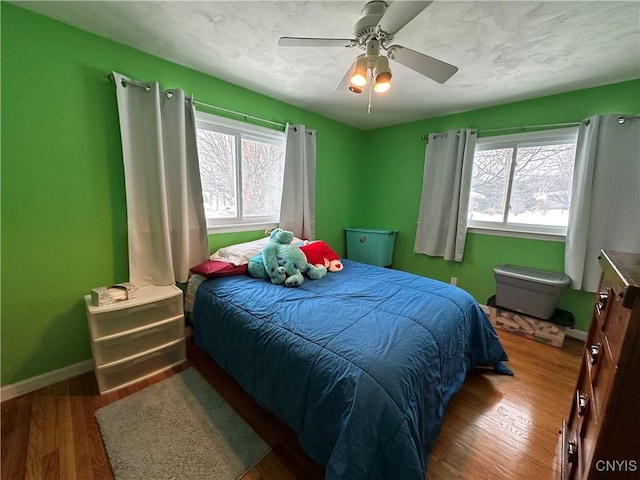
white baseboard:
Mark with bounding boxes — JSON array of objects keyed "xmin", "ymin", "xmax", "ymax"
[
  {"xmin": 565, "ymin": 329, "xmax": 588, "ymax": 342},
  {"xmin": 1, "ymin": 359, "xmax": 94, "ymax": 402}
]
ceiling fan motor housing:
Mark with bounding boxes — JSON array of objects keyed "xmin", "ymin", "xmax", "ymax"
[
  {"xmin": 366, "ymin": 38, "xmax": 381, "ymax": 57},
  {"xmin": 354, "ymin": 1, "xmax": 387, "ymax": 42}
]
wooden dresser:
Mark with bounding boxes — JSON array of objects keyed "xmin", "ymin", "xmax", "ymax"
[{"xmin": 558, "ymin": 250, "xmax": 640, "ymax": 479}]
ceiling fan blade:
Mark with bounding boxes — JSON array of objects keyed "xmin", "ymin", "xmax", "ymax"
[
  {"xmin": 278, "ymin": 37, "xmax": 354, "ymax": 48},
  {"xmin": 387, "ymin": 45, "xmax": 458, "ymax": 84},
  {"xmin": 334, "ymin": 60, "xmax": 356, "ymax": 92},
  {"xmin": 377, "ymin": 1, "xmax": 433, "ymax": 35}
]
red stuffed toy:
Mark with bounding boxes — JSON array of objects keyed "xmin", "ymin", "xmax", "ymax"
[{"xmin": 300, "ymin": 241, "xmax": 343, "ymax": 272}]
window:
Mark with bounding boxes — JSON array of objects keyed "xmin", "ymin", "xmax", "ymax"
[
  {"xmin": 468, "ymin": 127, "xmax": 578, "ymax": 237},
  {"xmin": 196, "ymin": 112, "xmax": 286, "ymax": 232}
]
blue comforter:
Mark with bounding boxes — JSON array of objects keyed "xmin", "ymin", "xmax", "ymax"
[{"xmin": 193, "ymin": 260, "xmax": 508, "ymax": 480}]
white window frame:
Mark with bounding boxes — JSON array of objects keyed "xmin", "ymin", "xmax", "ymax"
[
  {"xmin": 467, "ymin": 127, "xmax": 578, "ymax": 240},
  {"xmin": 196, "ymin": 111, "xmax": 286, "ymax": 233}
]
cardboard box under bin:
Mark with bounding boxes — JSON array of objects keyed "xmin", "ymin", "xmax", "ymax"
[{"xmin": 487, "ymin": 295, "xmax": 574, "ymax": 348}]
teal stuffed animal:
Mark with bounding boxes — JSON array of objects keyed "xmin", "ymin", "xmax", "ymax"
[{"xmin": 248, "ymin": 228, "xmax": 327, "ymax": 287}]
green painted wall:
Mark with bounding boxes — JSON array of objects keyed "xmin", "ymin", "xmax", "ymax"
[
  {"xmin": 2, "ymin": 2, "xmax": 638, "ymax": 387},
  {"xmin": 0, "ymin": 4, "xmax": 363, "ymax": 385},
  {"xmin": 357, "ymin": 79, "xmax": 640, "ymax": 332}
]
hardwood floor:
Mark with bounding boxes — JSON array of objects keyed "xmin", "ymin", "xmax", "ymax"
[{"xmin": 1, "ymin": 330, "xmax": 583, "ymax": 480}]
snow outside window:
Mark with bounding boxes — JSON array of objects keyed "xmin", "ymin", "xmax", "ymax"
[{"xmin": 467, "ymin": 127, "xmax": 578, "ymax": 237}]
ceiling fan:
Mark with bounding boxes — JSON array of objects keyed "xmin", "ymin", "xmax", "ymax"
[{"xmin": 278, "ymin": 0, "xmax": 458, "ymax": 96}]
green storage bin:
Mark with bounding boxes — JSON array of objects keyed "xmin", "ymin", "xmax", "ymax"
[{"xmin": 345, "ymin": 228, "xmax": 397, "ymax": 267}]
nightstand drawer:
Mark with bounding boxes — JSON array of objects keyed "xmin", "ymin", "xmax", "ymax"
[
  {"xmin": 95, "ymin": 338, "xmax": 186, "ymax": 394},
  {"xmin": 88, "ymin": 294, "xmax": 182, "ymax": 338},
  {"xmin": 93, "ymin": 316, "xmax": 184, "ymax": 366}
]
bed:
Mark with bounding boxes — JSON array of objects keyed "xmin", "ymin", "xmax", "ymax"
[{"xmin": 191, "ymin": 259, "xmax": 509, "ymax": 480}]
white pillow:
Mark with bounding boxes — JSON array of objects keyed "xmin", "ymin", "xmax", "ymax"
[{"xmin": 210, "ymin": 236, "xmax": 303, "ymax": 266}]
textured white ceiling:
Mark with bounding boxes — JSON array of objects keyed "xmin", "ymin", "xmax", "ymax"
[{"xmin": 15, "ymin": 1, "xmax": 640, "ymax": 130}]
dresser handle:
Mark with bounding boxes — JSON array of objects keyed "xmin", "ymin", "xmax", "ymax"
[
  {"xmin": 567, "ymin": 441, "xmax": 577, "ymax": 463},
  {"xmin": 596, "ymin": 290, "xmax": 608, "ymax": 313},
  {"xmin": 590, "ymin": 344, "xmax": 600, "ymax": 365},
  {"xmin": 578, "ymin": 394, "xmax": 588, "ymax": 417}
]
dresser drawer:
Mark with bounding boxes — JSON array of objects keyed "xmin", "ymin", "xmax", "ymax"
[
  {"xmin": 585, "ymin": 327, "xmax": 604, "ymax": 385},
  {"xmin": 559, "ymin": 420, "xmax": 579, "ymax": 480},
  {"xmin": 576, "ymin": 396, "xmax": 600, "ymax": 478},
  {"xmin": 590, "ymin": 336, "xmax": 615, "ymax": 422},
  {"xmin": 593, "ymin": 287, "xmax": 612, "ymax": 331},
  {"xmin": 598, "ymin": 253, "xmax": 631, "ymax": 300},
  {"xmin": 573, "ymin": 379, "xmax": 593, "ymax": 436},
  {"xmin": 601, "ymin": 294, "xmax": 629, "ymax": 363},
  {"xmin": 95, "ymin": 338, "xmax": 186, "ymax": 394},
  {"xmin": 93, "ymin": 315, "xmax": 184, "ymax": 366},
  {"xmin": 88, "ymin": 294, "xmax": 182, "ymax": 338}
]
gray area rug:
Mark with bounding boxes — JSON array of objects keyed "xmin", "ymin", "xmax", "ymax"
[{"xmin": 95, "ymin": 367, "xmax": 270, "ymax": 480}]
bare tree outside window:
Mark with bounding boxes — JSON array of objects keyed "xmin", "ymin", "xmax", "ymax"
[
  {"xmin": 198, "ymin": 130, "xmax": 237, "ymax": 218},
  {"xmin": 469, "ymin": 147, "xmax": 512, "ymax": 221},
  {"xmin": 196, "ymin": 113, "xmax": 285, "ymax": 228},
  {"xmin": 241, "ymin": 138, "xmax": 285, "ymax": 217},
  {"xmin": 509, "ymin": 143, "xmax": 575, "ymax": 226},
  {"xmin": 468, "ymin": 129, "xmax": 577, "ymax": 235}
]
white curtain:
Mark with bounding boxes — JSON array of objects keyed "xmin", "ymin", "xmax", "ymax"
[
  {"xmin": 113, "ymin": 72, "xmax": 209, "ymax": 286},
  {"xmin": 565, "ymin": 114, "xmax": 640, "ymax": 291},
  {"xmin": 414, "ymin": 129, "xmax": 478, "ymax": 262},
  {"xmin": 279, "ymin": 124, "xmax": 317, "ymax": 240}
]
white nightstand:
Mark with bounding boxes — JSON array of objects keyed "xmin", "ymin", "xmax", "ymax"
[{"xmin": 85, "ymin": 284, "xmax": 186, "ymax": 394}]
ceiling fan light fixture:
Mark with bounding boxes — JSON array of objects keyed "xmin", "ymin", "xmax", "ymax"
[
  {"xmin": 374, "ymin": 55, "xmax": 392, "ymax": 84},
  {"xmin": 279, "ymin": 1, "xmax": 460, "ymax": 102},
  {"xmin": 350, "ymin": 56, "xmax": 369, "ymax": 87},
  {"xmin": 350, "ymin": 73, "xmax": 368, "ymax": 87},
  {"xmin": 373, "ymin": 80, "xmax": 391, "ymax": 93}
]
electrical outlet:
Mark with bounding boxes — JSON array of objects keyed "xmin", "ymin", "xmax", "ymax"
[{"xmin": 450, "ymin": 277, "xmax": 457, "ymax": 286}]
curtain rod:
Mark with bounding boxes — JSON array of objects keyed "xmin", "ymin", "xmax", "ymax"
[
  {"xmin": 106, "ymin": 74, "xmax": 286, "ymax": 129},
  {"xmin": 420, "ymin": 121, "xmax": 579, "ymax": 140},
  {"xmin": 193, "ymin": 99, "xmax": 285, "ymax": 129},
  {"xmin": 616, "ymin": 114, "xmax": 640, "ymax": 123},
  {"xmin": 420, "ymin": 115, "xmax": 640, "ymax": 140},
  {"xmin": 479, "ymin": 121, "xmax": 581, "ymax": 134}
]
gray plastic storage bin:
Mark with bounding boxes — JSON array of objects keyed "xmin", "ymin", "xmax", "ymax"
[
  {"xmin": 345, "ymin": 228, "xmax": 397, "ymax": 267},
  {"xmin": 493, "ymin": 264, "xmax": 570, "ymax": 320}
]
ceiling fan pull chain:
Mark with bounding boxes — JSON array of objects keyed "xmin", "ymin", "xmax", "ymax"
[{"xmin": 368, "ymin": 73, "xmax": 373, "ymax": 114}]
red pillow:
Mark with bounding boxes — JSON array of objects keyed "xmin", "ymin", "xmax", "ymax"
[
  {"xmin": 189, "ymin": 260, "xmax": 247, "ymax": 278},
  {"xmin": 300, "ymin": 240, "xmax": 343, "ymax": 272}
]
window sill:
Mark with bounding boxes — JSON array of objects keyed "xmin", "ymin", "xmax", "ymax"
[
  {"xmin": 207, "ymin": 221, "xmax": 278, "ymax": 235},
  {"xmin": 467, "ymin": 226, "xmax": 565, "ymax": 242}
]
